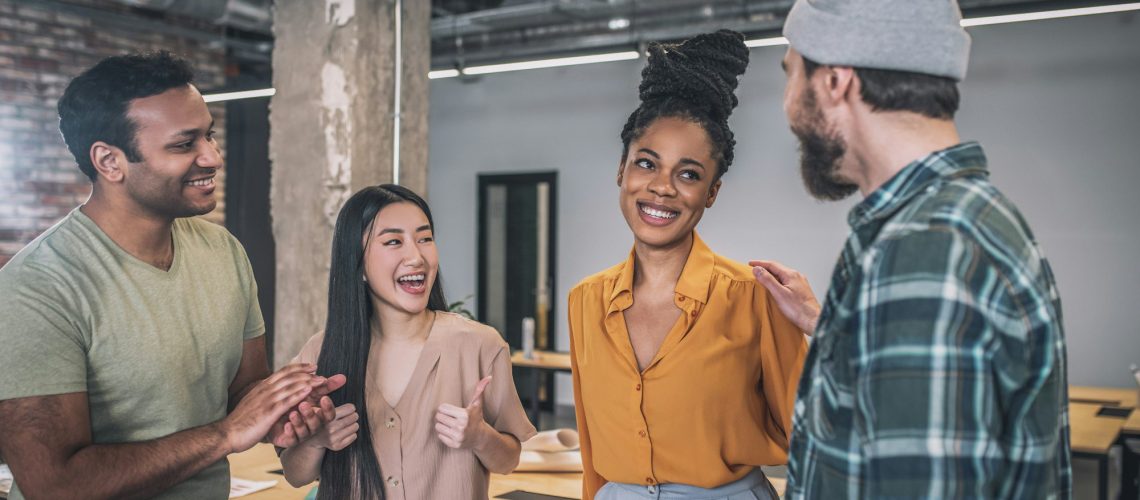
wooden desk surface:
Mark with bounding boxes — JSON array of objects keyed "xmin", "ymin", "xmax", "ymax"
[
  {"xmin": 1070, "ymin": 385, "xmax": 1138, "ymax": 409},
  {"xmin": 511, "ymin": 350, "xmax": 573, "ymax": 371},
  {"xmin": 228, "ymin": 443, "xmax": 311, "ymax": 499},
  {"xmin": 1125, "ymin": 407, "xmax": 1140, "ymax": 436},
  {"xmin": 1069, "ymin": 403, "xmax": 1127, "ymax": 455},
  {"xmin": 490, "ymin": 471, "xmax": 583, "ymax": 499},
  {"xmin": 228, "ymin": 443, "xmax": 585, "ymax": 499}
]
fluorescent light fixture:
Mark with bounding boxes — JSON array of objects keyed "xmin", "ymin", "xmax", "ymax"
[
  {"xmin": 461, "ymin": 51, "xmax": 640, "ymax": 76},
  {"xmin": 960, "ymin": 2, "xmax": 1140, "ymax": 27},
  {"xmin": 608, "ymin": 17, "xmax": 631, "ymax": 30},
  {"xmin": 202, "ymin": 88, "xmax": 276, "ymax": 103},
  {"xmin": 742, "ymin": 3, "xmax": 1140, "ymax": 47},
  {"xmin": 428, "ymin": 51, "xmax": 641, "ymax": 79},
  {"xmin": 744, "ymin": 36, "xmax": 788, "ymax": 48},
  {"xmin": 429, "ymin": 69, "xmax": 461, "ymax": 79},
  {"xmin": 201, "ymin": 3, "xmax": 1140, "ymax": 97}
]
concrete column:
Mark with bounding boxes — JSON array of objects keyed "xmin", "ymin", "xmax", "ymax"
[{"xmin": 270, "ymin": 0, "xmax": 430, "ymax": 365}]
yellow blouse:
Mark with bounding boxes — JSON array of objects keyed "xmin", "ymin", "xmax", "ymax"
[{"xmin": 568, "ymin": 232, "xmax": 807, "ymax": 499}]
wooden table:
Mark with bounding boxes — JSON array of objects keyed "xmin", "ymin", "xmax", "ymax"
[
  {"xmin": 511, "ymin": 350, "xmax": 573, "ymax": 427},
  {"xmin": 1071, "ymin": 386, "xmax": 1138, "ymax": 409},
  {"xmin": 1068, "ymin": 384, "xmax": 1140, "ymax": 500},
  {"xmin": 228, "ymin": 443, "xmax": 310, "ymax": 499},
  {"xmin": 1126, "ymin": 409, "xmax": 1140, "ymax": 435},
  {"xmin": 1070, "ymin": 402, "xmax": 1127, "ymax": 500},
  {"xmin": 1070, "ymin": 403, "xmax": 1127, "ymax": 454},
  {"xmin": 228, "ymin": 443, "xmax": 584, "ymax": 499},
  {"xmin": 490, "ymin": 471, "xmax": 582, "ymax": 499},
  {"xmin": 511, "ymin": 350, "xmax": 572, "ymax": 371},
  {"xmin": 1123, "ymin": 401, "xmax": 1140, "ymax": 500}
]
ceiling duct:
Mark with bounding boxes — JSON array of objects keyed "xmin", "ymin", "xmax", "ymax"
[
  {"xmin": 113, "ymin": 0, "xmax": 272, "ymax": 34},
  {"xmin": 429, "ymin": 0, "xmax": 1112, "ymax": 68}
]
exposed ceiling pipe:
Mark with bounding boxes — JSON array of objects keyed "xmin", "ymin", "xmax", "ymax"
[
  {"xmin": 11, "ymin": 0, "xmax": 272, "ymax": 61},
  {"xmin": 428, "ymin": 0, "xmax": 1087, "ymax": 68},
  {"xmin": 114, "ymin": 0, "xmax": 273, "ymax": 34}
]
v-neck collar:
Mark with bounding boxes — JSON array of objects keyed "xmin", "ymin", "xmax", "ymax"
[
  {"xmin": 74, "ymin": 208, "xmax": 184, "ymax": 278},
  {"xmin": 605, "ymin": 231, "xmax": 714, "ymax": 374},
  {"xmin": 375, "ymin": 312, "xmax": 442, "ymax": 412}
]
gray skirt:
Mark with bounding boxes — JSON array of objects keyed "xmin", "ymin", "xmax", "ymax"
[{"xmin": 595, "ymin": 468, "xmax": 778, "ymax": 500}]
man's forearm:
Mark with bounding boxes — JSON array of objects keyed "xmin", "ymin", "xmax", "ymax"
[{"xmin": 31, "ymin": 423, "xmax": 231, "ymax": 500}]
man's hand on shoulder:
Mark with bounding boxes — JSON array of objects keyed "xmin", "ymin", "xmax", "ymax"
[{"xmin": 749, "ymin": 259, "xmax": 821, "ymax": 335}]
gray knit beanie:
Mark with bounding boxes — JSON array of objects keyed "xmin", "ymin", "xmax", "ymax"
[{"xmin": 782, "ymin": 0, "xmax": 972, "ymax": 81}]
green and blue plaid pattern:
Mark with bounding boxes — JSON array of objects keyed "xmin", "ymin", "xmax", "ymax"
[{"xmin": 785, "ymin": 142, "xmax": 1071, "ymax": 499}]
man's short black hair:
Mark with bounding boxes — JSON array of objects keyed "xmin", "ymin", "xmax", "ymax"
[
  {"xmin": 57, "ymin": 51, "xmax": 196, "ymax": 181},
  {"xmin": 803, "ymin": 56, "xmax": 959, "ymax": 120}
]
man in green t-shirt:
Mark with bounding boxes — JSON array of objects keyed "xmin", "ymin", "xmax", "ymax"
[{"xmin": 0, "ymin": 52, "xmax": 343, "ymax": 499}]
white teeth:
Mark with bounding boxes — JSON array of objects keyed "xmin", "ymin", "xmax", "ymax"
[
  {"xmin": 186, "ymin": 178, "xmax": 214, "ymax": 187},
  {"xmin": 640, "ymin": 204, "xmax": 678, "ymax": 219},
  {"xmin": 398, "ymin": 274, "xmax": 425, "ymax": 283}
]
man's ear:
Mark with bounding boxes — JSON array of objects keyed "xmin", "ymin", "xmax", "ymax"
[
  {"xmin": 815, "ymin": 65, "xmax": 857, "ymax": 110},
  {"xmin": 705, "ymin": 178, "xmax": 722, "ymax": 209},
  {"xmin": 90, "ymin": 141, "xmax": 127, "ymax": 183}
]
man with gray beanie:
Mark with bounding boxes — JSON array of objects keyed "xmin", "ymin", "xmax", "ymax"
[{"xmin": 748, "ymin": 0, "xmax": 1072, "ymax": 498}]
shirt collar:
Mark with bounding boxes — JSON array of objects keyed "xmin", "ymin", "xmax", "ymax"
[
  {"xmin": 847, "ymin": 141, "xmax": 989, "ymax": 230},
  {"xmin": 608, "ymin": 231, "xmax": 716, "ymax": 309}
]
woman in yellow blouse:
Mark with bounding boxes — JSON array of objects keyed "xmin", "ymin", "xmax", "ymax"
[{"xmin": 568, "ymin": 30, "xmax": 808, "ymax": 499}]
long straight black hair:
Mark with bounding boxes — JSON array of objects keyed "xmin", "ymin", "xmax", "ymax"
[{"xmin": 316, "ymin": 184, "xmax": 448, "ymax": 500}]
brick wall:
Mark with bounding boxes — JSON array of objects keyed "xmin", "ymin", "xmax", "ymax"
[{"xmin": 0, "ymin": 0, "xmax": 229, "ymax": 268}]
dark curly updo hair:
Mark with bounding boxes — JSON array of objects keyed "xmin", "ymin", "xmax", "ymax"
[{"xmin": 620, "ymin": 29, "xmax": 750, "ymax": 181}]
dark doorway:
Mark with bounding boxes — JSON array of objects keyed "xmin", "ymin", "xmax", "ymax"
[
  {"xmin": 224, "ymin": 65, "xmax": 276, "ymax": 365},
  {"xmin": 477, "ymin": 172, "xmax": 557, "ymax": 412}
]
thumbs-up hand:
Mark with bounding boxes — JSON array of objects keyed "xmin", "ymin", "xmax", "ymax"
[{"xmin": 435, "ymin": 376, "xmax": 493, "ymax": 449}]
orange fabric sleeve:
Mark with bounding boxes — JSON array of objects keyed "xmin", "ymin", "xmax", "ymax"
[
  {"xmin": 757, "ymin": 285, "xmax": 809, "ymax": 451},
  {"xmin": 568, "ymin": 288, "xmax": 607, "ymax": 499}
]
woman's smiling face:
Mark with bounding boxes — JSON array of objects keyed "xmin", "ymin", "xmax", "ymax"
[
  {"xmin": 362, "ymin": 202, "xmax": 439, "ymax": 317},
  {"xmin": 618, "ymin": 116, "xmax": 722, "ymax": 249}
]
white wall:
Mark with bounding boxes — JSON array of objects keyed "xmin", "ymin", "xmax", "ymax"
[{"xmin": 429, "ymin": 12, "xmax": 1140, "ymax": 404}]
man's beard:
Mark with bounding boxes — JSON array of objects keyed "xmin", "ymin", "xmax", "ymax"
[
  {"xmin": 125, "ymin": 162, "xmax": 217, "ymax": 219},
  {"xmin": 790, "ymin": 88, "xmax": 858, "ymax": 201}
]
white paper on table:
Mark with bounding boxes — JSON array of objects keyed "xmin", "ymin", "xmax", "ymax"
[
  {"xmin": 515, "ymin": 450, "xmax": 583, "ymax": 472},
  {"xmin": 229, "ymin": 477, "xmax": 277, "ymax": 498},
  {"xmin": 0, "ymin": 465, "xmax": 275, "ymax": 498},
  {"xmin": 521, "ymin": 429, "xmax": 579, "ymax": 453},
  {"xmin": 0, "ymin": 463, "xmax": 12, "ymax": 495},
  {"xmin": 517, "ymin": 429, "xmax": 582, "ymax": 472}
]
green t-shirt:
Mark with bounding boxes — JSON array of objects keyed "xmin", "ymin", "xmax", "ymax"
[{"xmin": 0, "ymin": 208, "xmax": 265, "ymax": 499}]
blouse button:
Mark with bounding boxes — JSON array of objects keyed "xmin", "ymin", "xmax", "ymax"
[
  {"xmin": 387, "ymin": 476, "xmax": 400, "ymax": 487},
  {"xmin": 638, "ymin": 430, "xmax": 647, "ymax": 438},
  {"xmin": 677, "ymin": 296, "xmax": 685, "ymax": 302},
  {"xmin": 386, "ymin": 417, "xmax": 396, "ymax": 429},
  {"xmin": 646, "ymin": 477, "xmax": 656, "ymax": 485},
  {"xmin": 690, "ymin": 309, "xmax": 698, "ymax": 318},
  {"xmin": 635, "ymin": 383, "xmax": 641, "ymax": 391}
]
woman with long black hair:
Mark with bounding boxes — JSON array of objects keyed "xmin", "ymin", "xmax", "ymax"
[{"xmin": 280, "ymin": 184, "xmax": 536, "ymax": 499}]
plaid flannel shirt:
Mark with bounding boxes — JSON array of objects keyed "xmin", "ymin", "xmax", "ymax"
[{"xmin": 785, "ymin": 142, "xmax": 1072, "ymax": 499}]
